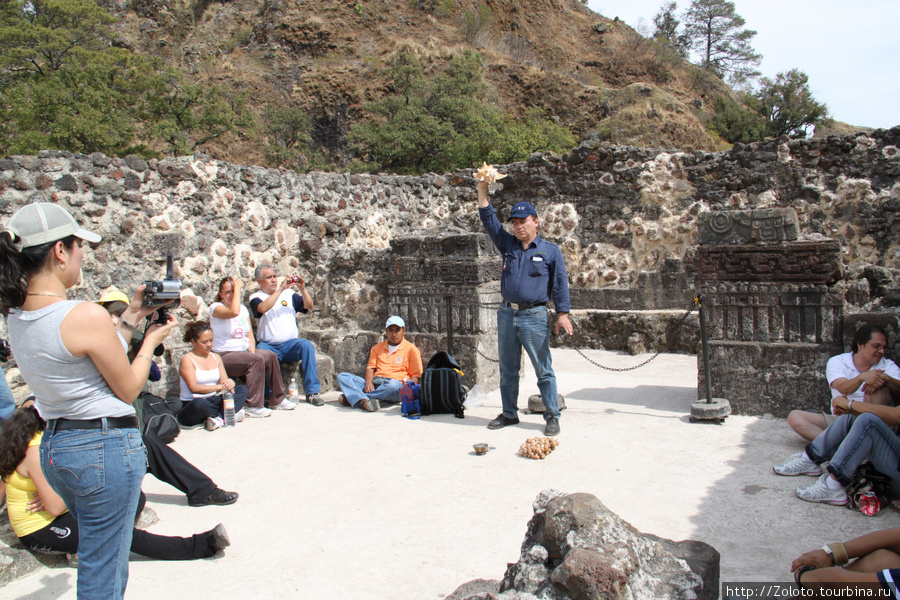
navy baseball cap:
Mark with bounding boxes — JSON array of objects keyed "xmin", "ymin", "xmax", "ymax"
[{"xmin": 508, "ymin": 201, "xmax": 538, "ymax": 221}]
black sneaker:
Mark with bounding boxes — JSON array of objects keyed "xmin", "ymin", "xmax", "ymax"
[
  {"xmin": 189, "ymin": 488, "xmax": 239, "ymax": 507},
  {"xmin": 544, "ymin": 417, "xmax": 560, "ymax": 437},
  {"xmin": 307, "ymin": 393, "xmax": 325, "ymax": 407},
  {"xmin": 487, "ymin": 414, "xmax": 520, "ymax": 430},
  {"xmin": 338, "ymin": 394, "xmax": 350, "ymax": 407},
  {"xmin": 208, "ymin": 523, "xmax": 231, "ymax": 551}
]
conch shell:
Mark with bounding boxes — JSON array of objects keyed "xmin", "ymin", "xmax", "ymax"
[{"xmin": 473, "ymin": 162, "xmax": 507, "ymax": 184}]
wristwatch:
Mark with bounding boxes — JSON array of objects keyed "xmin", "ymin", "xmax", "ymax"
[
  {"xmin": 847, "ymin": 398, "xmax": 855, "ymax": 411},
  {"xmin": 822, "ymin": 544, "xmax": 835, "ymax": 565}
]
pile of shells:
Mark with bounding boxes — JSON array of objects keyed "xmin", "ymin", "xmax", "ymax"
[{"xmin": 518, "ymin": 437, "xmax": 559, "ymax": 459}]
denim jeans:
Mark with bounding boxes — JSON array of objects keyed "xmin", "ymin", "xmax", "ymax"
[
  {"xmin": 40, "ymin": 424, "xmax": 146, "ymax": 600},
  {"xmin": 497, "ymin": 304, "xmax": 559, "ymax": 421},
  {"xmin": 257, "ymin": 338, "xmax": 320, "ymax": 394},
  {"xmin": 0, "ymin": 373, "xmax": 15, "ymax": 430},
  {"xmin": 806, "ymin": 413, "xmax": 900, "ymax": 495},
  {"xmin": 337, "ymin": 373, "xmax": 403, "ymax": 407}
]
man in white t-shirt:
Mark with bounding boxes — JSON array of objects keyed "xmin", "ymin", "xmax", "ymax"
[
  {"xmin": 248, "ymin": 263, "xmax": 323, "ymax": 406},
  {"xmin": 787, "ymin": 324, "xmax": 900, "ymax": 441}
]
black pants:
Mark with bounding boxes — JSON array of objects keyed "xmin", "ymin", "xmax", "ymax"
[
  {"xmin": 18, "ymin": 493, "xmax": 217, "ymax": 560},
  {"xmin": 143, "ymin": 434, "xmax": 217, "ymax": 505},
  {"xmin": 178, "ymin": 386, "xmax": 248, "ymax": 427}
]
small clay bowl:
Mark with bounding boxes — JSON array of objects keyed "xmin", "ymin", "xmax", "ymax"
[{"xmin": 473, "ymin": 443, "xmax": 489, "ymax": 455}]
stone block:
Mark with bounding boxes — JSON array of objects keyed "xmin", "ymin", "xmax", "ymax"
[
  {"xmin": 280, "ymin": 351, "xmax": 334, "ymax": 393},
  {"xmin": 698, "ymin": 341, "xmax": 838, "ymax": 416},
  {"xmin": 699, "ymin": 208, "xmax": 799, "ymax": 245},
  {"xmin": 702, "ymin": 282, "xmax": 843, "ymax": 344},
  {"xmin": 698, "ymin": 241, "xmax": 842, "ymax": 284}
]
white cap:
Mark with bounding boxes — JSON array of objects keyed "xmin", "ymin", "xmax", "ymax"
[
  {"xmin": 6, "ymin": 203, "xmax": 101, "ymax": 249},
  {"xmin": 385, "ymin": 316, "xmax": 405, "ymax": 328}
]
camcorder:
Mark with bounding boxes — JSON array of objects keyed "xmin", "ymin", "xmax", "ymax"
[
  {"xmin": 142, "ymin": 252, "xmax": 182, "ymax": 326},
  {"xmin": 0, "ymin": 338, "xmax": 10, "ymax": 363}
]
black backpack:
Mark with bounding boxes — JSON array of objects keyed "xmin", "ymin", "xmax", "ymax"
[
  {"xmin": 139, "ymin": 392, "xmax": 182, "ymax": 444},
  {"xmin": 419, "ymin": 352, "xmax": 466, "ymax": 419}
]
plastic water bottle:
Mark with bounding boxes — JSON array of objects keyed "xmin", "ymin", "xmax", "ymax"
[
  {"xmin": 288, "ymin": 378, "xmax": 299, "ymax": 399},
  {"xmin": 223, "ymin": 389, "xmax": 235, "ymax": 427}
]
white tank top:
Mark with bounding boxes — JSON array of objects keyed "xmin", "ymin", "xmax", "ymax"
[{"xmin": 179, "ymin": 354, "xmax": 221, "ymax": 401}]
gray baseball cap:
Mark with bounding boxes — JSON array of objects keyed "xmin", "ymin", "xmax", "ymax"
[{"xmin": 6, "ymin": 203, "xmax": 101, "ymax": 249}]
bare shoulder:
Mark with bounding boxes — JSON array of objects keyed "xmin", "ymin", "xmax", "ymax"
[{"xmin": 68, "ymin": 301, "xmax": 113, "ymax": 322}]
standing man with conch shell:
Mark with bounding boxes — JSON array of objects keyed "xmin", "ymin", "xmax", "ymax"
[{"xmin": 474, "ymin": 163, "xmax": 573, "ymax": 437}]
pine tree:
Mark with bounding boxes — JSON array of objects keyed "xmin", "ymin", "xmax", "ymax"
[{"xmin": 682, "ymin": 0, "xmax": 761, "ymax": 83}]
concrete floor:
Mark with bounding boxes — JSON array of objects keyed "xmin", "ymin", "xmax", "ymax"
[{"xmin": 3, "ymin": 348, "xmax": 894, "ymax": 599}]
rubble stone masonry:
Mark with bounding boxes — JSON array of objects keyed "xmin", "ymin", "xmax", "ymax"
[{"xmin": 2, "ymin": 126, "xmax": 899, "ymax": 413}]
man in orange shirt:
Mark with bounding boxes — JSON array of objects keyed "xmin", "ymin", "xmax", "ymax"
[{"xmin": 337, "ymin": 316, "xmax": 423, "ymax": 412}]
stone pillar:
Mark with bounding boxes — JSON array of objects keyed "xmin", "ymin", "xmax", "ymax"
[
  {"xmin": 697, "ymin": 209, "xmax": 844, "ymax": 416},
  {"xmin": 387, "ymin": 231, "xmax": 501, "ymax": 389}
]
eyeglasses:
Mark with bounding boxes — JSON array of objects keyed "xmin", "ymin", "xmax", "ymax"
[{"xmin": 868, "ymin": 343, "xmax": 886, "ymax": 351}]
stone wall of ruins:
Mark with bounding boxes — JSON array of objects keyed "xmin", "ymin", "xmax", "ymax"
[{"xmin": 1, "ymin": 126, "xmax": 899, "ymax": 409}]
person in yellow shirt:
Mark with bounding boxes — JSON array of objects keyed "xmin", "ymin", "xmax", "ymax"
[
  {"xmin": 337, "ymin": 316, "xmax": 423, "ymax": 412},
  {"xmin": 0, "ymin": 402, "xmax": 230, "ymax": 561}
]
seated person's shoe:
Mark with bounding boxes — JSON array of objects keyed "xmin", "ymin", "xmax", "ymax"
[
  {"xmin": 773, "ymin": 452, "xmax": 822, "ymax": 477},
  {"xmin": 271, "ymin": 398, "xmax": 297, "ymax": 411},
  {"xmin": 360, "ymin": 398, "xmax": 380, "ymax": 412},
  {"xmin": 208, "ymin": 523, "xmax": 231, "ymax": 551},
  {"xmin": 487, "ymin": 414, "xmax": 519, "ymax": 430},
  {"xmin": 796, "ymin": 474, "xmax": 848, "ymax": 505},
  {"xmin": 189, "ymin": 488, "xmax": 239, "ymax": 507},
  {"xmin": 205, "ymin": 416, "xmax": 224, "ymax": 431},
  {"xmin": 338, "ymin": 394, "xmax": 350, "ymax": 407},
  {"xmin": 307, "ymin": 393, "xmax": 325, "ymax": 407},
  {"xmin": 245, "ymin": 406, "xmax": 272, "ymax": 418},
  {"xmin": 544, "ymin": 417, "xmax": 560, "ymax": 436}
]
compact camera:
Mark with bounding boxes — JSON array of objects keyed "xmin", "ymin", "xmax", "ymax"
[
  {"xmin": 142, "ymin": 253, "xmax": 182, "ymax": 325},
  {"xmin": 285, "ymin": 275, "xmax": 304, "ymax": 285}
]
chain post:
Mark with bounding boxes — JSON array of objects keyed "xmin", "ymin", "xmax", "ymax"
[{"xmin": 696, "ymin": 294, "xmax": 714, "ymax": 404}]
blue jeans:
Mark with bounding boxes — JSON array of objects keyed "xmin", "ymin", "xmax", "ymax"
[
  {"xmin": 497, "ymin": 304, "xmax": 559, "ymax": 421},
  {"xmin": 0, "ymin": 373, "xmax": 15, "ymax": 431},
  {"xmin": 337, "ymin": 373, "xmax": 403, "ymax": 407},
  {"xmin": 806, "ymin": 413, "xmax": 900, "ymax": 495},
  {"xmin": 257, "ymin": 338, "xmax": 320, "ymax": 394},
  {"xmin": 40, "ymin": 424, "xmax": 147, "ymax": 600}
]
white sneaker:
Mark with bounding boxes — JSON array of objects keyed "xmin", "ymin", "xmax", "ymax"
[
  {"xmin": 205, "ymin": 416, "xmax": 224, "ymax": 431},
  {"xmin": 796, "ymin": 474, "xmax": 849, "ymax": 505},
  {"xmin": 245, "ymin": 406, "xmax": 272, "ymax": 418},
  {"xmin": 235, "ymin": 409, "xmax": 245, "ymax": 423},
  {"xmin": 773, "ymin": 452, "xmax": 822, "ymax": 477},
  {"xmin": 271, "ymin": 398, "xmax": 297, "ymax": 411}
]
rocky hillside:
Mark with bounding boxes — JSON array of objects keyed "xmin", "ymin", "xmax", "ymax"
[{"xmin": 106, "ymin": 0, "xmax": 735, "ymax": 166}]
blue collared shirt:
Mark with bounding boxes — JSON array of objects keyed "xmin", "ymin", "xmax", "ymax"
[{"xmin": 479, "ymin": 204, "xmax": 571, "ymax": 313}]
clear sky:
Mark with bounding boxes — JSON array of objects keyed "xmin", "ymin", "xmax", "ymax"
[{"xmin": 586, "ymin": 0, "xmax": 900, "ymax": 130}]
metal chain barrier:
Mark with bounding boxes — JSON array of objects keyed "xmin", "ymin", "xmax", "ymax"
[
  {"xmin": 448, "ymin": 295, "xmax": 699, "ymax": 373},
  {"xmin": 565, "ymin": 299, "xmax": 698, "ymax": 372}
]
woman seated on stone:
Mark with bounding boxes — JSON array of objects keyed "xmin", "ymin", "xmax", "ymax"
[
  {"xmin": 178, "ymin": 321, "xmax": 248, "ymax": 431},
  {"xmin": 792, "ymin": 529, "xmax": 900, "ymax": 596},
  {"xmin": 209, "ymin": 276, "xmax": 292, "ymax": 417},
  {"xmin": 0, "ymin": 402, "xmax": 231, "ymax": 561},
  {"xmin": 774, "ymin": 393, "xmax": 900, "ymax": 505}
]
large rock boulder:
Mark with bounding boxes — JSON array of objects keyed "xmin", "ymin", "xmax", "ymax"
[{"xmin": 446, "ymin": 490, "xmax": 718, "ymax": 600}]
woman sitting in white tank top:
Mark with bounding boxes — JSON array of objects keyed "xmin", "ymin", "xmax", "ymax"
[{"xmin": 178, "ymin": 321, "xmax": 248, "ymax": 431}]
